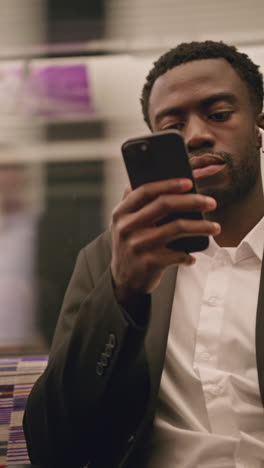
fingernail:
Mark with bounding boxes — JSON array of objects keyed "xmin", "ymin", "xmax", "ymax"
[
  {"xmin": 205, "ymin": 197, "xmax": 217, "ymax": 209},
  {"xmin": 180, "ymin": 178, "xmax": 193, "ymax": 190},
  {"xmin": 187, "ymin": 255, "xmax": 196, "ymax": 265},
  {"xmin": 213, "ymin": 222, "xmax": 221, "ymax": 233}
]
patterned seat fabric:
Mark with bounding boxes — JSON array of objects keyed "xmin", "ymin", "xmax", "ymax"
[{"xmin": 0, "ymin": 356, "xmax": 48, "ymax": 467}]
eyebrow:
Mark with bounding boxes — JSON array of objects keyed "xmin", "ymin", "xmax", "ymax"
[{"xmin": 154, "ymin": 92, "xmax": 238, "ymax": 125}]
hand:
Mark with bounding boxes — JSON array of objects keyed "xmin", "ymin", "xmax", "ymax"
[{"xmin": 111, "ymin": 178, "xmax": 220, "ymax": 304}]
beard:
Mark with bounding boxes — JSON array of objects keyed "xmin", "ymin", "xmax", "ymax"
[{"xmin": 196, "ymin": 145, "xmax": 261, "ymax": 211}]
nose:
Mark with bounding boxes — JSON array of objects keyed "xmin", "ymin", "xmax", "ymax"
[{"xmin": 184, "ymin": 115, "xmax": 215, "ymax": 153}]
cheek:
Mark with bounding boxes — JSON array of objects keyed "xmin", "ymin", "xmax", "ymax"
[{"xmin": 217, "ymin": 119, "xmax": 257, "ymax": 154}]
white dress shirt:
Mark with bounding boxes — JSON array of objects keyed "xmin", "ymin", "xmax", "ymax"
[{"xmin": 144, "ymin": 217, "xmax": 264, "ymax": 468}]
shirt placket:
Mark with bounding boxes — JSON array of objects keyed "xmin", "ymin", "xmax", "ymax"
[{"xmin": 193, "ymin": 249, "xmax": 240, "ymax": 438}]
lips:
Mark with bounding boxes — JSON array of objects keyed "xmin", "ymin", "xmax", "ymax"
[
  {"xmin": 190, "ymin": 154, "xmax": 225, "ymax": 170},
  {"xmin": 190, "ymin": 154, "xmax": 226, "ymax": 180}
]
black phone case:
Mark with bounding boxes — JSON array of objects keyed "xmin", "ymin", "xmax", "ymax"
[{"xmin": 121, "ymin": 130, "xmax": 209, "ymax": 253}]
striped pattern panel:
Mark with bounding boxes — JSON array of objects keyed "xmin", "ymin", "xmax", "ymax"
[
  {"xmin": 105, "ymin": 0, "xmax": 264, "ymax": 45},
  {"xmin": 0, "ymin": 356, "xmax": 48, "ymax": 467}
]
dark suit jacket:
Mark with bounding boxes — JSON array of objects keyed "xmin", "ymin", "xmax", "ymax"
[{"xmin": 23, "ymin": 230, "xmax": 264, "ymax": 468}]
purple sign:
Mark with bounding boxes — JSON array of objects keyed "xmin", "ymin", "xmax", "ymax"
[{"xmin": 25, "ymin": 64, "xmax": 95, "ymax": 117}]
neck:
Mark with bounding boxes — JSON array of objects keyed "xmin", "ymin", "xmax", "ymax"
[{"xmin": 206, "ymin": 180, "xmax": 264, "ymax": 247}]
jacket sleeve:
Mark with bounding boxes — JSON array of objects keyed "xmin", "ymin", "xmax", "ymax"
[{"xmin": 23, "ymin": 232, "xmax": 151, "ymax": 468}]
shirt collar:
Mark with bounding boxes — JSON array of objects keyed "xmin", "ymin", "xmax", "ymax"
[
  {"xmin": 237, "ymin": 215, "xmax": 264, "ymax": 262},
  {"xmin": 201, "ymin": 216, "xmax": 264, "ymax": 263}
]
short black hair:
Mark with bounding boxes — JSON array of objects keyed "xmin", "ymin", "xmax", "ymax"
[{"xmin": 141, "ymin": 40, "xmax": 264, "ymax": 128}]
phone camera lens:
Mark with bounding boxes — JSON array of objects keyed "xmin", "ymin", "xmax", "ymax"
[{"xmin": 140, "ymin": 143, "xmax": 148, "ymax": 152}]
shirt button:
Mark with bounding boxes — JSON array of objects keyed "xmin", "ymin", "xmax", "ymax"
[
  {"xmin": 200, "ymin": 352, "xmax": 211, "ymax": 361},
  {"xmin": 210, "ymin": 384, "xmax": 223, "ymax": 395},
  {"xmin": 214, "ymin": 252, "xmax": 230, "ymax": 267},
  {"xmin": 217, "ymin": 258, "xmax": 228, "ymax": 266},
  {"xmin": 207, "ymin": 296, "xmax": 218, "ymax": 306}
]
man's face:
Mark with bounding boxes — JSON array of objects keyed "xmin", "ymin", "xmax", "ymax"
[{"xmin": 148, "ymin": 58, "xmax": 262, "ymax": 209}]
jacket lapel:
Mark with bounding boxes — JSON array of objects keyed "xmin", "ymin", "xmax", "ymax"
[
  {"xmin": 145, "ymin": 266, "xmax": 178, "ymax": 410},
  {"xmin": 120, "ymin": 266, "xmax": 178, "ymax": 468}
]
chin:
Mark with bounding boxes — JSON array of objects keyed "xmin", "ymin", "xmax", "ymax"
[{"xmin": 203, "ymin": 183, "xmax": 254, "ymax": 212}]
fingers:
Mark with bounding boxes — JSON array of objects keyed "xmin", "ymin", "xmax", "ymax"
[
  {"xmin": 118, "ymin": 193, "xmax": 216, "ymax": 232},
  {"xmin": 110, "ymin": 178, "xmax": 219, "ymax": 300},
  {"xmin": 115, "ymin": 178, "xmax": 193, "ymax": 215},
  {"xmin": 122, "ymin": 185, "xmax": 132, "ymax": 200},
  {"xmin": 141, "ymin": 247, "xmax": 196, "ymax": 270},
  {"xmin": 121, "ymin": 218, "xmax": 220, "ymax": 253},
  {"xmin": 112, "ymin": 178, "xmax": 218, "ymax": 254}
]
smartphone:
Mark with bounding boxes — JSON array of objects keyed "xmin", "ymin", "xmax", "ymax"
[{"xmin": 121, "ymin": 129, "xmax": 209, "ymax": 253}]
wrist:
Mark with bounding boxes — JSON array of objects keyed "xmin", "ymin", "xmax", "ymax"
[{"xmin": 111, "ymin": 270, "xmax": 151, "ymax": 326}]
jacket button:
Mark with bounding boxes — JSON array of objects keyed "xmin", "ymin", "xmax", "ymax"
[
  {"xmin": 96, "ymin": 362, "xmax": 104, "ymax": 376},
  {"xmin": 100, "ymin": 353, "xmax": 108, "ymax": 366},
  {"xmin": 104, "ymin": 343, "xmax": 113, "ymax": 358},
  {"xmin": 108, "ymin": 333, "xmax": 116, "ymax": 348}
]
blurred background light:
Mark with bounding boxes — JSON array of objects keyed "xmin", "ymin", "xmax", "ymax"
[{"xmin": 0, "ymin": 0, "xmax": 263, "ymax": 352}]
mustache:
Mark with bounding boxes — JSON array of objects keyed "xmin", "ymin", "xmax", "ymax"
[{"xmin": 188, "ymin": 149, "xmax": 233, "ymax": 166}]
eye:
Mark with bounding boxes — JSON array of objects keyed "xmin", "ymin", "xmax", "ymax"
[
  {"xmin": 209, "ymin": 111, "xmax": 234, "ymax": 122},
  {"xmin": 163, "ymin": 122, "xmax": 185, "ymax": 131}
]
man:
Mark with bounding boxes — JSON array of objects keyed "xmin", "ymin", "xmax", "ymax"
[{"xmin": 23, "ymin": 41, "xmax": 264, "ymax": 467}]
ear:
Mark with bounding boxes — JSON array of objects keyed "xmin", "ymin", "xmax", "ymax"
[
  {"xmin": 256, "ymin": 112, "xmax": 264, "ymax": 149},
  {"xmin": 257, "ymin": 112, "xmax": 264, "ymax": 130}
]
